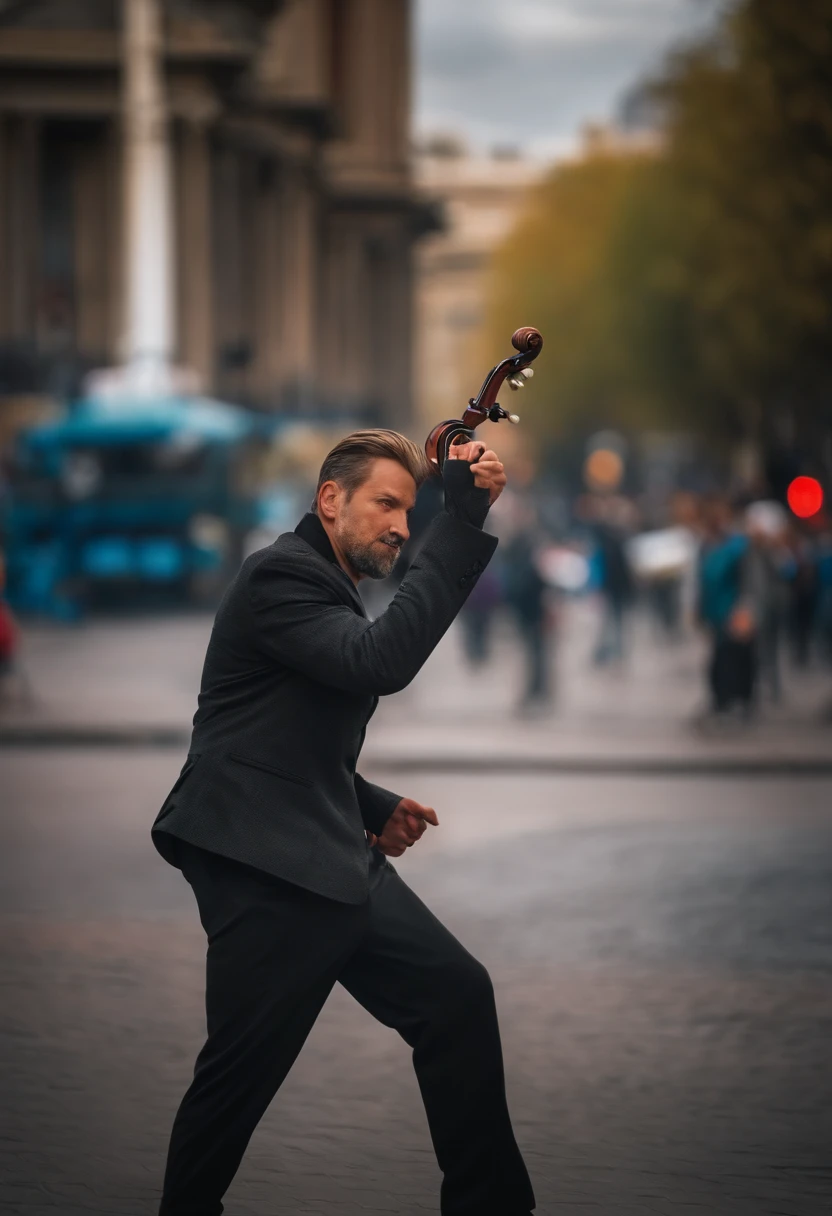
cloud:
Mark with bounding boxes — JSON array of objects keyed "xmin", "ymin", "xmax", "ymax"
[
  {"xmin": 415, "ymin": 0, "xmax": 722, "ymax": 155},
  {"xmin": 493, "ymin": 0, "xmax": 694, "ymax": 44}
]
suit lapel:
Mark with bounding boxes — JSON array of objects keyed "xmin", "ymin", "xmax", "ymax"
[{"xmin": 293, "ymin": 512, "xmax": 367, "ymax": 617}]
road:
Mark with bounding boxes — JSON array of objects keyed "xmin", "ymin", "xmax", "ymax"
[
  {"xmin": 3, "ymin": 749, "xmax": 832, "ymax": 1215},
  {"xmin": 3, "ymin": 601, "xmax": 831, "ymax": 766}
]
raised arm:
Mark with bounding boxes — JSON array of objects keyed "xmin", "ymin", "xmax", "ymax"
[{"xmin": 247, "ymin": 511, "xmax": 497, "ymax": 696}]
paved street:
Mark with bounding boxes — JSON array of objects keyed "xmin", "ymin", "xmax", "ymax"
[
  {"xmin": 3, "ymin": 747, "xmax": 832, "ymax": 1216},
  {"xmin": 2, "ymin": 602, "xmax": 832, "ymax": 1213},
  {"xmin": 2, "ymin": 600, "xmax": 831, "ymax": 766}
]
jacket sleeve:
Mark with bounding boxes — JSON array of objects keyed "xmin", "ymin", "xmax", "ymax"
[
  {"xmin": 354, "ymin": 773, "xmax": 402, "ymax": 836},
  {"xmin": 246, "ymin": 511, "xmax": 498, "ymax": 696}
]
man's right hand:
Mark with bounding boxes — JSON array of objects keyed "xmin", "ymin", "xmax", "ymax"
[{"xmin": 368, "ymin": 798, "xmax": 439, "ymax": 857}]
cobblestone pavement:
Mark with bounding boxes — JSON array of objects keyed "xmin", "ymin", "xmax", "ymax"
[{"xmin": 3, "ymin": 750, "xmax": 832, "ymax": 1215}]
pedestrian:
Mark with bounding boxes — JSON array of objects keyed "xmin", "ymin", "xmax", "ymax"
[
  {"xmin": 743, "ymin": 501, "xmax": 789, "ymax": 704},
  {"xmin": 589, "ymin": 497, "xmax": 634, "ymax": 666},
  {"xmin": 151, "ymin": 430, "xmax": 535, "ymax": 1216},
  {"xmin": 0, "ymin": 561, "xmax": 18, "ymax": 680},
  {"xmin": 0, "ymin": 547, "xmax": 29, "ymax": 704},
  {"xmin": 459, "ymin": 557, "xmax": 502, "ymax": 666},
  {"xmin": 816, "ymin": 523, "xmax": 832, "ymax": 665},
  {"xmin": 696, "ymin": 496, "xmax": 756, "ymax": 721},
  {"xmin": 502, "ymin": 526, "xmax": 552, "ymax": 710},
  {"xmin": 784, "ymin": 527, "xmax": 819, "ymax": 668}
]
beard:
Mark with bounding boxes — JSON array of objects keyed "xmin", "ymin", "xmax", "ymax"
[{"xmin": 336, "ymin": 520, "xmax": 403, "ymax": 579}]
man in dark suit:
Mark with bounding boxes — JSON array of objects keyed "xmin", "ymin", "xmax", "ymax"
[{"xmin": 151, "ymin": 429, "xmax": 535, "ymax": 1216}]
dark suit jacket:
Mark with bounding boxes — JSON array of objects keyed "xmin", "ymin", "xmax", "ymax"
[{"xmin": 151, "ymin": 507, "xmax": 498, "ymax": 903}]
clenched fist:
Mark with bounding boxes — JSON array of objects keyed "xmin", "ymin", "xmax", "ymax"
[{"xmin": 366, "ymin": 797, "xmax": 439, "ymax": 857}]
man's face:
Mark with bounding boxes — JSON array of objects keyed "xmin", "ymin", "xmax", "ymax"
[{"xmin": 329, "ymin": 458, "xmax": 417, "ymax": 580}]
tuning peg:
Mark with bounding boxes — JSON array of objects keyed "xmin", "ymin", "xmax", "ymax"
[
  {"xmin": 520, "ymin": 366, "xmax": 534, "ymax": 380},
  {"xmin": 508, "ymin": 375, "xmax": 525, "ymax": 390},
  {"xmin": 507, "ymin": 412, "xmax": 520, "ymax": 424}
]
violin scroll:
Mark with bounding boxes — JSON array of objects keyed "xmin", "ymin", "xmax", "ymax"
[
  {"xmin": 512, "ymin": 326, "xmax": 543, "ymax": 355},
  {"xmin": 424, "ymin": 326, "xmax": 543, "ymax": 473},
  {"xmin": 505, "ymin": 327, "xmax": 543, "ymax": 389}
]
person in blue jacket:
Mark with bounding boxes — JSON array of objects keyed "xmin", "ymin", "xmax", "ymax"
[{"xmin": 696, "ymin": 496, "xmax": 756, "ymax": 718}]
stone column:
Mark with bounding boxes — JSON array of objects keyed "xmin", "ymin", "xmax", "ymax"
[
  {"xmin": 321, "ymin": 215, "xmax": 372, "ymax": 411},
  {"xmin": 278, "ymin": 165, "xmax": 317, "ymax": 409},
  {"xmin": 249, "ymin": 159, "xmax": 281, "ymax": 403},
  {"xmin": 317, "ymin": 212, "xmax": 345, "ymax": 410},
  {"xmin": 365, "ymin": 220, "xmax": 413, "ymax": 429},
  {"xmin": 6, "ymin": 115, "xmax": 39, "ymax": 341},
  {"xmin": 390, "ymin": 226, "xmax": 415, "ymax": 430},
  {"xmin": 338, "ymin": 0, "xmax": 408, "ymax": 167},
  {"xmin": 105, "ymin": 118, "xmax": 124, "ymax": 363},
  {"xmin": 73, "ymin": 127, "xmax": 112, "ymax": 359},
  {"xmin": 175, "ymin": 119, "xmax": 214, "ymax": 389},
  {"xmin": 121, "ymin": 0, "xmax": 175, "ymax": 390},
  {"xmin": 0, "ymin": 116, "xmax": 7, "ymax": 340},
  {"xmin": 387, "ymin": 0, "xmax": 410, "ymax": 167},
  {"xmin": 211, "ymin": 144, "xmax": 246, "ymax": 399},
  {"xmin": 339, "ymin": 0, "xmax": 379, "ymax": 157}
]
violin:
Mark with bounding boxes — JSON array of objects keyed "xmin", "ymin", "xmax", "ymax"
[{"xmin": 425, "ymin": 326, "xmax": 543, "ymax": 472}]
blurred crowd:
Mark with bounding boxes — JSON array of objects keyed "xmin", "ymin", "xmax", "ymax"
[
  {"xmin": 433, "ymin": 471, "xmax": 832, "ymax": 725},
  {"xmin": 691, "ymin": 494, "xmax": 832, "ymax": 724},
  {"xmin": 2, "ymin": 459, "xmax": 831, "ymax": 730}
]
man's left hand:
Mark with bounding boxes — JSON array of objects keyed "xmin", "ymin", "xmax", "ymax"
[
  {"xmin": 367, "ymin": 798, "xmax": 439, "ymax": 857},
  {"xmin": 448, "ymin": 440, "xmax": 507, "ymax": 506}
]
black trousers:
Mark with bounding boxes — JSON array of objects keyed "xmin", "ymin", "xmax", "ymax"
[
  {"xmin": 709, "ymin": 632, "xmax": 757, "ymax": 712},
  {"xmin": 158, "ymin": 841, "xmax": 535, "ymax": 1216}
]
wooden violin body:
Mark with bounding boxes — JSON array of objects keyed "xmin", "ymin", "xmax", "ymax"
[{"xmin": 425, "ymin": 326, "xmax": 543, "ymax": 473}]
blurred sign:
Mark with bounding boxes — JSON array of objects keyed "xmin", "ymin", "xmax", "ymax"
[
  {"xmin": 537, "ymin": 545, "xmax": 591, "ymax": 592},
  {"xmin": 627, "ymin": 527, "xmax": 698, "ymax": 580}
]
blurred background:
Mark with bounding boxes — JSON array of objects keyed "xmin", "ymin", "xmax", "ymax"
[{"xmin": 2, "ymin": 3, "xmax": 832, "ymax": 1215}]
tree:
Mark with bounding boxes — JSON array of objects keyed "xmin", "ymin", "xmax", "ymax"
[
  {"xmin": 645, "ymin": 0, "xmax": 832, "ymax": 445},
  {"xmin": 487, "ymin": 0, "xmax": 832, "ymax": 465},
  {"xmin": 485, "ymin": 137, "xmax": 697, "ymax": 441}
]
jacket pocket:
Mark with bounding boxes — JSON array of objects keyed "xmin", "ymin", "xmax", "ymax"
[{"xmin": 227, "ymin": 751, "xmax": 314, "ymax": 788}]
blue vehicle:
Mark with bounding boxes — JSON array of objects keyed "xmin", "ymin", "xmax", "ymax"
[{"xmin": 3, "ymin": 394, "xmax": 262, "ymax": 619}]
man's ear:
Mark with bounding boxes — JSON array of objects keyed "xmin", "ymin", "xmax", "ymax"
[{"xmin": 318, "ymin": 480, "xmax": 340, "ymax": 522}]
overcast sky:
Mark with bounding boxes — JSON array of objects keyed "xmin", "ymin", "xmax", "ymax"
[{"xmin": 414, "ymin": 0, "xmax": 722, "ymax": 159}]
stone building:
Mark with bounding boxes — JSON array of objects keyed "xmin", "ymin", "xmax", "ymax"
[
  {"xmin": 0, "ymin": 0, "xmax": 432, "ymax": 428},
  {"xmin": 414, "ymin": 140, "xmax": 545, "ymax": 437}
]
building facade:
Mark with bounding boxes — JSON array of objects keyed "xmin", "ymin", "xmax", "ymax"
[
  {"xmin": 414, "ymin": 142, "xmax": 545, "ymax": 437},
  {"xmin": 0, "ymin": 0, "xmax": 432, "ymax": 428}
]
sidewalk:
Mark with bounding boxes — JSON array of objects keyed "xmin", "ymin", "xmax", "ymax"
[{"xmin": 1, "ymin": 600, "xmax": 830, "ymax": 770}]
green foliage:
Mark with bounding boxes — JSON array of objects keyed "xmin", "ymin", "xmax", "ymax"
[
  {"xmin": 487, "ymin": 0, "xmax": 832, "ymax": 447},
  {"xmin": 657, "ymin": 0, "xmax": 832, "ymax": 429},
  {"xmin": 486, "ymin": 145, "xmax": 698, "ymax": 439}
]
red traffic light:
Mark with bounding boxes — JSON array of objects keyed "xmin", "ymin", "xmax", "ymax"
[{"xmin": 787, "ymin": 476, "xmax": 824, "ymax": 519}]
